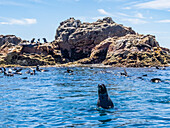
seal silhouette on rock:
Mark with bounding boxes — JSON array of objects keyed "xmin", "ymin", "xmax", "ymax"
[{"xmin": 97, "ymin": 84, "xmax": 114, "ymax": 109}]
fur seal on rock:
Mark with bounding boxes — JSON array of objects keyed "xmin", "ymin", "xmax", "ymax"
[{"xmin": 97, "ymin": 84, "xmax": 114, "ymax": 109}]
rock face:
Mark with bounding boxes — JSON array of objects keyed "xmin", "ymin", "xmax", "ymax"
[
  {"xmin": 55, "ymin": 17, "xmax": 136, "ymax": 61},
  {"xmin": 0, "ymin": 40, "xmax": 66, "ymax": 66},
  {"xmin": 76, "ymin": 34, "xmax": 169, "ymax": 67},
  {"xmin": 0, "ymin": 17, "xmax": 169, "ymax": 67},
  {"xmin": 0, "ymin": 35, "xmax": 22, "ymax": 47}
]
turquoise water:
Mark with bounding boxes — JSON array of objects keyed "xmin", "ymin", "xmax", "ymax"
[{"xmin": 0, "ymin": 67, "xmax": 170, "ymax": 127}]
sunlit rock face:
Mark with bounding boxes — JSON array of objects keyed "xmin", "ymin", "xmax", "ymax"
[
  {"xmin": 55, "ymin": 17, "xmax": 136, "ymax": 61},
  {"xmin": 0, "ymin": 35, "xmax": 22, "ymax": 47}
]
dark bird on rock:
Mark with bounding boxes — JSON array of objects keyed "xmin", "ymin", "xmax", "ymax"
[
  {"xmin": 31, "ymin": 38, "xmax": 35, "ymax": 43},
  {"xmin": 97, "ymin": 84, "xmax": 114, "ymax": 109},
  {"xmin": 42, "ymin": 38, "xmax": 47, "ymax": 43},
  {"xmin": 151, "ymin": 78, "xmax": 162, "ymax": 83}
]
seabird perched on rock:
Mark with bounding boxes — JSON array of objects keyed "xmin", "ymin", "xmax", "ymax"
[
  {"xmin": 31, "ymin": 38, "xmax": 35, "ymax": 44},
  {"xmin": 97, "ymin": 84, "xmax": 114, "ymax": 109},
  {"xmin": 42, "ymin": 38, "xmax": 47, "ymax": 43}
]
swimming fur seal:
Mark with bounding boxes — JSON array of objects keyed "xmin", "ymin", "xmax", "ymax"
[
  {"xmin": 151, "ymin": 78, "xmax": 161, "ymax": 83},
  {"xmin": 97, "ymin": 84, "xmax": 114, "ymax": 109}
]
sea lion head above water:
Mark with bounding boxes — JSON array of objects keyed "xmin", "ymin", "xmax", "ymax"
[
  {"xmin": 97, "ymin": 84, "xmax": 114, "ymax": 109},
  {"xmin": 98, "ymin": 84, "xmax": 107, "ymax": 95}
]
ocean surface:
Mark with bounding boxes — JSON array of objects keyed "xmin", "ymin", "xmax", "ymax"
[{"xmin": 0, "ymin": 66, "xmax": 170, "ymax": 128}]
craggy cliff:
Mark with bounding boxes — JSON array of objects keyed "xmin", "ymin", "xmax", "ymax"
[
  {"xmin": 0, "ymin": 17, "xmax": 169, "ymax": 67},
  {"xmin": 55, "ymin": 17, "xmax": 135, "ymax": 61}
]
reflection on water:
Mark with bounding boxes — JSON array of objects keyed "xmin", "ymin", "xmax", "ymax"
[{"xmin": 0, "ymin": 67, "xmax": 169, "ymax": 127}]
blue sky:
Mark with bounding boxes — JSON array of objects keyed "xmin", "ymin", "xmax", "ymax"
[{"xmin": 0, "ymin": 0, "xmax": 170, "ymax": 48}]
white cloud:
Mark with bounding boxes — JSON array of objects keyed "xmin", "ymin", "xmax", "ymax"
[
  {"xmin": 117, "ymin": 12, "xmax": 130, "ymax": 17},
  {"xmin": 135, "ymin": 13, "xmax": 144, "ymax": 19},
  {"xmin": 0, "ymin": 1, "xmax": 24, "ymax": 6},
  {"xmin": 0, "ymin": 18, "xmax": 37, "ymax": 25},
  {"xmin": 97, "ymin": 9, "xmax": 112, "ymax": 16},
  {"xmin": 135, "ymin": 0, "xmax": 170, "ymax": 10},
  {"xmin": 122, "ymin": 18, "xmax": 147, "ymax": 24},
  {"xmin": 123, "ymin": 7, "xmax": 131, "ymax": 10},
  {"xmin": 157, "ymin": 20, "xmax": 170, "ymax": 23}
]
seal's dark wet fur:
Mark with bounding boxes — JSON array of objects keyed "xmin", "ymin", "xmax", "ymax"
[{"xmin": 97, "ymin": 84, "xmax": 114, "ymax": 109}]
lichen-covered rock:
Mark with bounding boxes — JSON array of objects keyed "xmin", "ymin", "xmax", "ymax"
[
  {"xmin": 55, "ymin": 17, "xmax": 136, "ymax": 61},
  {"xmin": 0, "ymin": 35, "xmax": 22, "ymax": 47}
]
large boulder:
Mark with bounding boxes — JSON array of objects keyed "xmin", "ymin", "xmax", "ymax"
[
  {"xmin": 0, "ymin": 35, "xmax": 22, "ymax": 47},
  {"xmin": 55, "ymin": 17, "xmax": 136, "ymax": 61}
]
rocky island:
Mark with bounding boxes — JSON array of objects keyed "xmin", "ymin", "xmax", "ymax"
[{"xmin": 0, "ymin": 17, "xmax": 169, "ymax": 67}]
